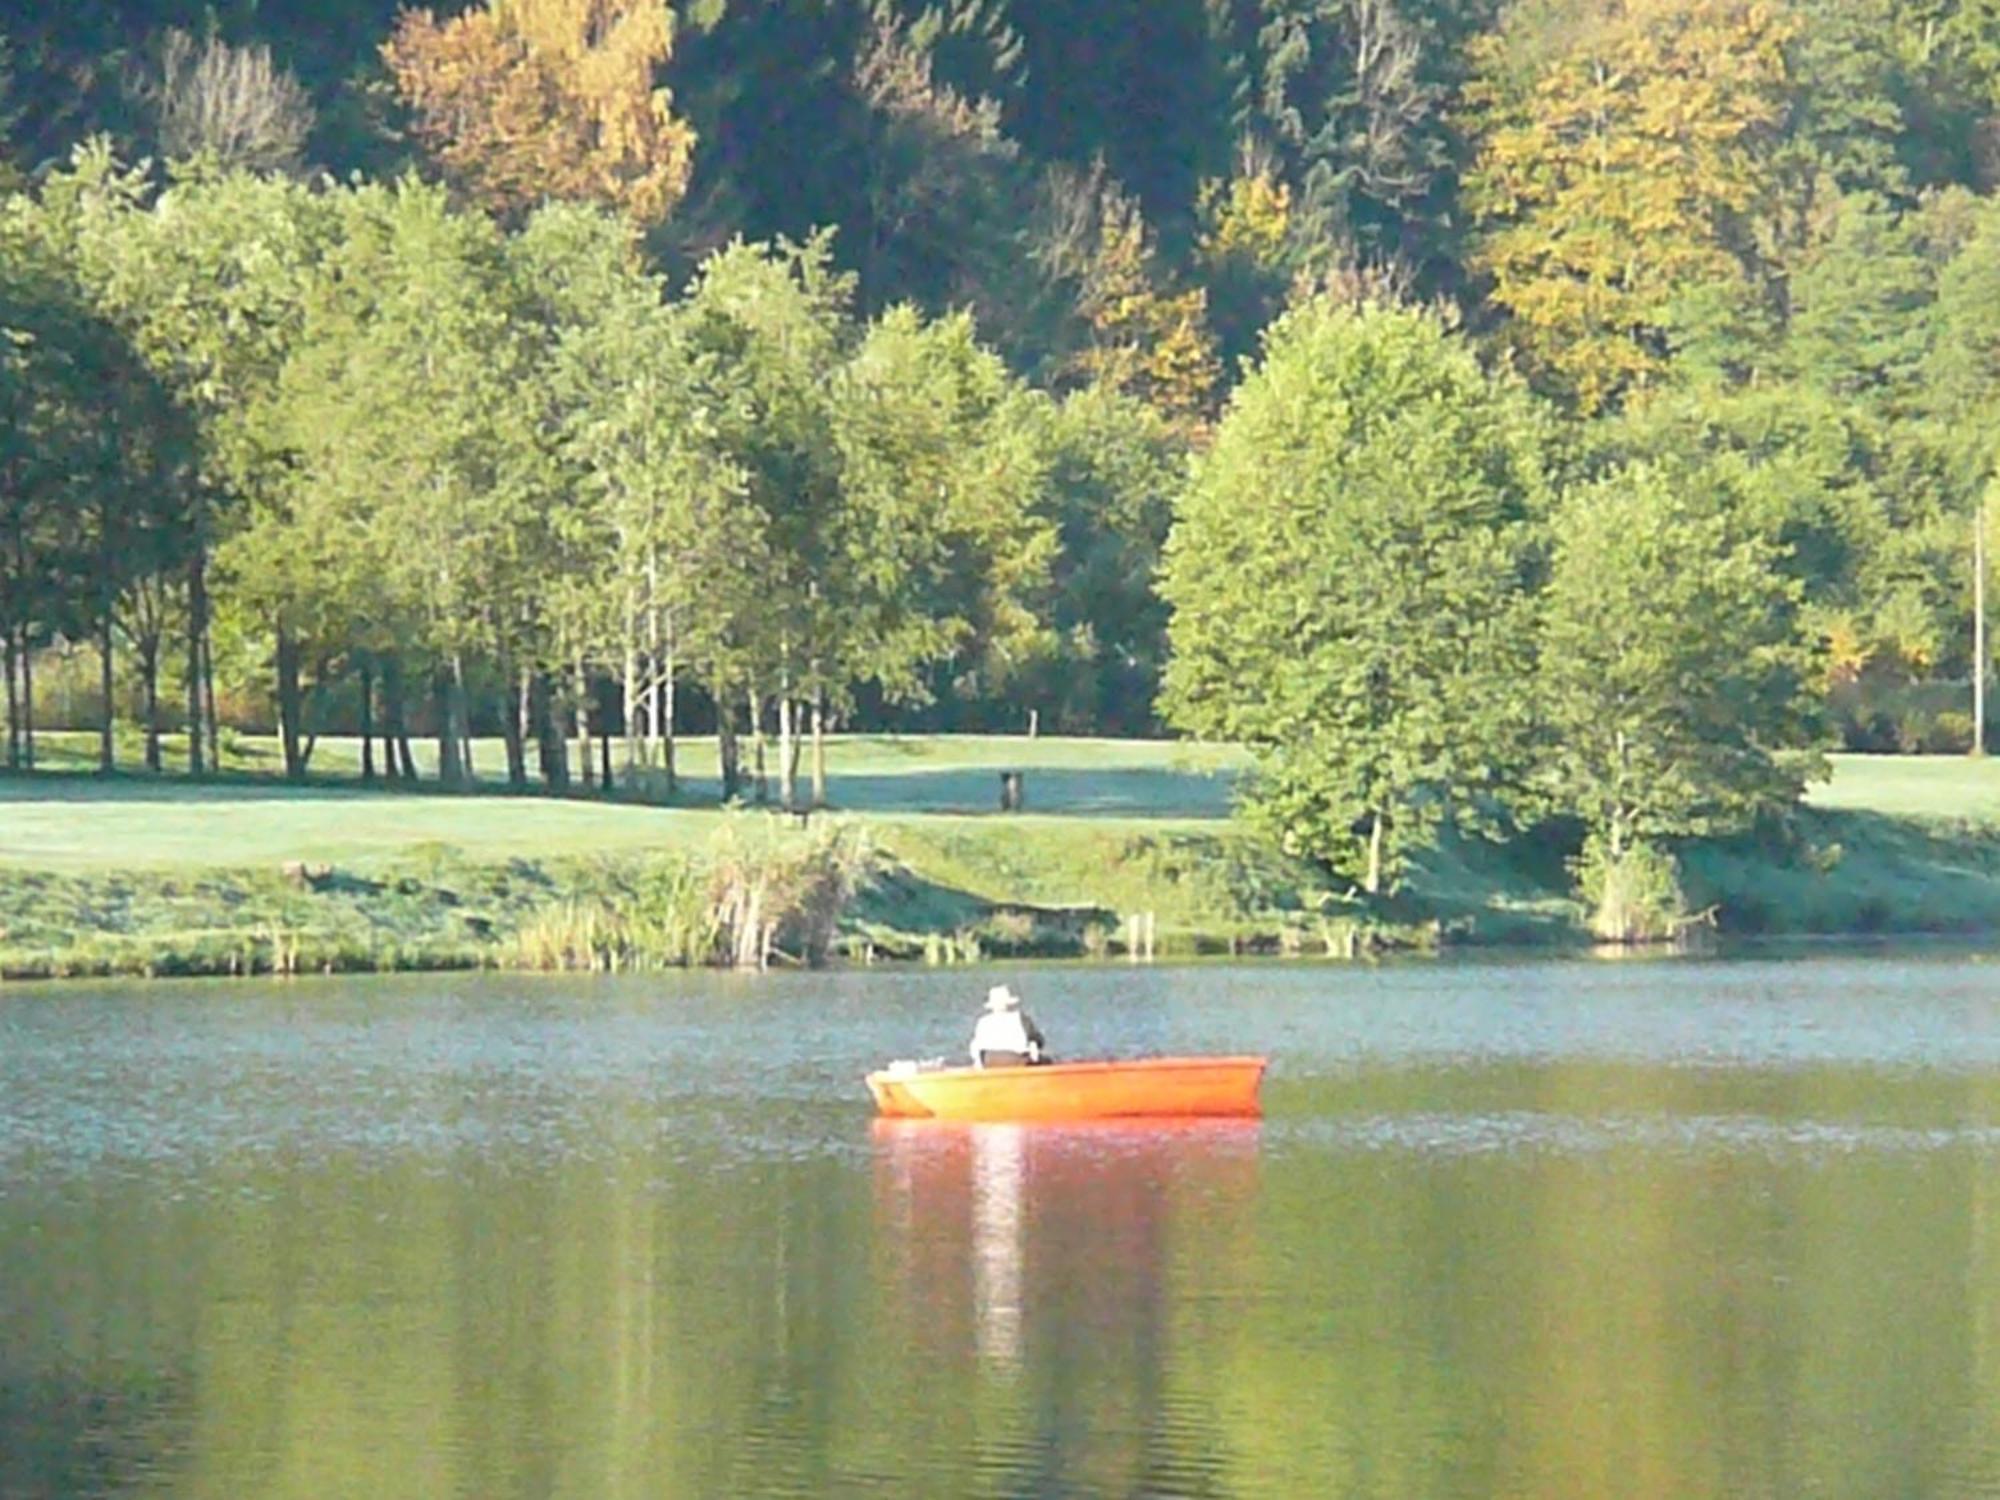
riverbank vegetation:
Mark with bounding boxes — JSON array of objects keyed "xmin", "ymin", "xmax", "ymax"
[
  {"xmin": 7, "ymin": 0, "xmax": 2000, "ymax": 953},
  {"xmin": 7, "ymin": 746, "xmax": 2000, "ymax": 980}
]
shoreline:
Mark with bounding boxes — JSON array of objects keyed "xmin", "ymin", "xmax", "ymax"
[
  {"xmin": 6, "ymin": 745, "xmax": 2000, "ymax": 986},
  {"xmin": 6, "ymin": 805, "xmax": 2000, "ymax": 983},
  {"xmin": 5, "ymin": 916, "xmax": 1995, "ymax": 986}
]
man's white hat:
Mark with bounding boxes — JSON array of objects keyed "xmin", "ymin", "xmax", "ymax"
[{"xmin": 985, "ymin": 984, "xmax": 1020, "ymax": 1012}]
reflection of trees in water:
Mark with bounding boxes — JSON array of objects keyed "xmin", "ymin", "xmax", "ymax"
[
  {"xmin": 21, "ymin": 1067, "xmax": 2000, "ymax": 1498},
  {"xmin": 0, "ymin": 1365, "xmax": 190, "ymax": 1499}
]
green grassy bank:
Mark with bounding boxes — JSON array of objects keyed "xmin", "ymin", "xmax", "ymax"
[{"xmin": 2, "ymin": 740, "xmax": 1998, "ymax": 979}]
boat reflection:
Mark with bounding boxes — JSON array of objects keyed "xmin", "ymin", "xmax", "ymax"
[
  {"xmin": 870, "ymin": 1118, "xmax": 1262, "ymax": 1376},
  {"xmin": 972, "ymin": 1124, "xmax": 1026, "ymax": 1366}
]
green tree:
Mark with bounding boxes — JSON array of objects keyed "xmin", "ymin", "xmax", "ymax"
[
  {"xmin": 1599, "ymin": 380, "xmax": 1958, "ymax": 685},
  {"xmin": 1, "ymin": 149, "xmax": 199, "ymax": 775},
  {"xmin": 1206, "ymin": 0, "xmax": 1475, "ymax": 284},
  {"xmin": 42, "ymin": 151, "xmax": 338, "ymax": 775},
  {"xmin": 0, "ymin": 31, "xmax": 22, "ymax": 192},
  {"xmin": 835, "ymin": 305, "xmax": 1059, "ymax": 760},
  {"xmin": 1783, "ymin": 192, "xmax": 1936, "ymax": 408},
  {"xmin": 1160, "ymin": 297, "xmax": 1553, "ymax": 893},
  {"xmin": 526, "ymin": 201, "xmax": 756, "ymax": 793},
  {"xmin": 1927, "ymin": 191, "xmax": 2000, "ymax": 447},
  {"xmin": 273, "ymin": 178, "xmax": 550, "ymax": 783},
  {"xmin": 1538, "ymin": 463, "xmax": 1820, "ymax": 935},
  {"xmin": 1027, "ymin": 384, "xmax": 1186, "ymax": 733},
  {"xmin": 677, "ymin": 235, "xmax": 854, "ymax": 804},
  {"xmin": 1925, "ymin": 190, "xmax": 2000, "ymax": 742},
  {"xmin": 0, "ymin": 226, "xmax": 98, "ymax": 769}
]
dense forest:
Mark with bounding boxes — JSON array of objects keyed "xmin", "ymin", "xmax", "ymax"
[{"xmin": 3, "ymin": 0, "xmax": 2000, "ymax": 930}]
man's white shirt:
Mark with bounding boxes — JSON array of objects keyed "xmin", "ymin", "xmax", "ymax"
[{"xmin": 970, "ymin": 1009, "xmax": 1035, "ymax": 1062}]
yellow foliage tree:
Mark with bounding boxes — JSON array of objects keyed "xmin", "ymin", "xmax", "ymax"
[
  {"xmin": 1076, "ymin": 194, "xmax": 1221, "ymax": 435},
  {"xmin": 1197, "ymin": 165, "xmax": 1294, "ymax": 269},
  {"xmin": 1463, "ymin": 0, "xmax": 1797, "ymax": 412},
  {"xmin": 384, "ymin": 0, "xmax": 695, "ymax": 226}
]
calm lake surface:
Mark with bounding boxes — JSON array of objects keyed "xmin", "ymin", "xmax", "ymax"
[{"xmin": 7, "ymin": 953, "xmax": 2000, "ymax": 1499}]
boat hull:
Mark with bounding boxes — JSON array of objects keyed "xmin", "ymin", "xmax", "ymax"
[{"xmin": 865, "ymin": 1056, "xmax": 1267, "ymax": 1121}]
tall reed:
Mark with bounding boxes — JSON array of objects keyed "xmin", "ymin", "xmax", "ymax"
[{"xmin": 512, "ymin": 817, "xmax": 871, "ymax": 972}]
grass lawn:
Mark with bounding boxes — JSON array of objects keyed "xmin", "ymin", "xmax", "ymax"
[
  {"xmin": 5, "ymin": 740, "xmax": 2000, "ymax": 977},
  {"xmin": 0, "ymin": 737, "xmax": 1315, "ymax": 978},
  {"xmin": 20, "ymin": 731, "xmax": 1247, "ymax": 824},
  {"xmin": 5, "ymin": 739, "xmax": 1985, "ymax": 872},
  {"xmin": 1807, "ymin": 753, "xmax": 2000, "ymax": 821},
  {"xmin": 0, "ymin": 777, "xmax": 731, "ymax": 870}
]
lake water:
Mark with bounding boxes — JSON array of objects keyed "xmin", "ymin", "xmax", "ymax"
[{"xmin": 6, "ymin": 953, "xmax": 2000, "ymax": 1499}]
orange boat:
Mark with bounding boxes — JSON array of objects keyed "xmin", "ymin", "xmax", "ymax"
[{"xmin": 864, "ymin": 1055, "xmax": 1268, "ymax": 1122}]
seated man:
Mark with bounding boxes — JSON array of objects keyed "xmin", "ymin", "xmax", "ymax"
[{"xmin": 968, "ymin": 984, "xmax": 1048, "ymax": 1068}]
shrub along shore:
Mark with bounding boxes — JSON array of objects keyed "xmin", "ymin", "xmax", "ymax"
[{"xmin": 5, "ymin": 743, "xmax": 2000, "ymax": 981}]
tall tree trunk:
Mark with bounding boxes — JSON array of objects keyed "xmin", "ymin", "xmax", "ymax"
[
  {"xmin": 778, "ymin": 695, "xmax": 798, "ymax": 812},
  {"xmin": 661, "ymin": 626, "xmax": 677, "ymax": 795},
  {"xmin": 623, "ymin": 601, "xmax": 641, "ymax": 774},
  {"xmin": 276, "ymin": 623, "xmax": 305, "ymax": 780},
  {"xmin": 201, "ymin": 621, "xmax": 218, "ymax": 772},
  {"xmin": 3, "ymin": 628, "xmax": 16, "ymax": 770},
  {"xmin": 383, "ymin": 659, "xmax": 415, "ymax": 781},
  {"xmin": 787, "ymin": 706, "xmax": 804, "ymax": 811},
  {"xmin": 451, "ymin": 653, "xmax": 474, "ymax": 781},
  {"xmin": 99, "ymin": 611, "xmax": 115, "ymax": 774},
  {"xmin": 435, "ymin": 667, "xmax": 464, "ymax": 786},
  {"xmin": 1364, "ymin": 809, "xmax": 1384, "ymax": 896},
  {"xmin": 140, "ymin": 632, "xmax": 161, "ymax": 773},
  {"xmin": 1978, "ymin": 489, "xmax": 1988, "ymax": 756},
  {"xmin": 573, "ymin": 656, "xmax": 594, "ymax": 789},
  {"xmin": 777, "ymin": 645, "xmax": 796, "ymax": 812},
  {"xmin": 811, "ymin": 691, "xmax": 828, "ymax": 810},
  {"xmin": 359, "ymin": 663, "xmax": 376, "ymax": 783},
  {"xmin": 499, "ymin": 656, "xmax": 526, "ymax": 790},
  {"xmin": 533, "ymin": 672, "xmax": 569, "ymax": 791},
  {"xmin": 748, "ymin": 688, "xmax": 767, "ymax": 804},
  {"xmin": 516, "ymin": 666, "xmax": 533, "ymax": 782},
  {"xmin": 599, "ymin": 720, "xmax": 613, "ymax": 791},
  {"xmin": 186, "ymin": 549, "xmax": 207, "ymax": 776},
  {"xmin": 718, "ymin": 690, "xmax": 740, "ymax": 801},
  {"xmin": 1611, "ymin": 732, "xmax": 1630, "ymax": 859},
  {"xmin": 19, "ymin": 630, "xmax": 33, "ymax": 770},
  {"xmin": 645, "ymin": 550, "xmax": 662, "ymax": 770}
]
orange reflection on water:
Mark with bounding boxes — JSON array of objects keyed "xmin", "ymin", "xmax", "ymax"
[{"xmin": 870, "ymin": 1118, "xmax": 1263, "ymax": 1375}]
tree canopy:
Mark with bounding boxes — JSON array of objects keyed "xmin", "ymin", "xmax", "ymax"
[
  {"xmin": 7, "ymin": 0, "xmax": 2000, "ymax": 916},
  {"xmin": 1160, "ymin": 298, "xmax": 1553, "ymax": 894}
]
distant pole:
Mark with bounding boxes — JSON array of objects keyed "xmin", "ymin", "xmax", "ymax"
[{"xmin": 1979, "ymin": 492, "xmax": 1989, "ymax": 757}]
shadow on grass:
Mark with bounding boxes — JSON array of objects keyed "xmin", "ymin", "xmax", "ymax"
[
  {"xmin": 0, "ymin": 769, "xmax": 398, "ymax": 804},
  {"xmin": 1373, "ymin": 823, "xmax": 1584, "ymax": 943},
  {"xmin": 1686, "ymin": 807, "xmax": 2000, "ymax": 936},
  {"xmin": 0, "ymin": 764, "xmax": 1238, "ymax": 818},
  {"xmin": 793, "ymin": 767, "xmax": 1234, "ymax": 818},
  {"xmin": 852, "ymin": 861, "xmax": 1117, "ymax": 959}
]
